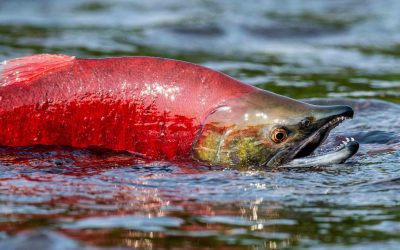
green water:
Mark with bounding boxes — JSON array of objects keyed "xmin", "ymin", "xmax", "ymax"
[{"xmin": 0, "ymin": 1, "xmax": 399, "ymax": 249}]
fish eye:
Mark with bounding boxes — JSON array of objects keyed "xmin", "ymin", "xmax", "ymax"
[{"xmin": 271, "ymin": 127, "xmax": 288, "ymax": 143}]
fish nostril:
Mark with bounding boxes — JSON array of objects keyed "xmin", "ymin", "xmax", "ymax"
[{"xmin": 300, "ymin": 118, "xmax": 312, "ymax": 128}]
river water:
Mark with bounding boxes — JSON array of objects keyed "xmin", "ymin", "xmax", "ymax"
[{"xmin": 0, "ymin": 1, "xmax": 400, "ymax": 249}]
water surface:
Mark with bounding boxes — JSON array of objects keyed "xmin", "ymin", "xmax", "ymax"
[{"xmin": 0, "ymin": 1, "xmax": 399, "ymax": 249}]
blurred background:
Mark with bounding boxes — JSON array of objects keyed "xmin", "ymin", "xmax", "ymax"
[{"xmin": 0, "ymin": 1, "xmax": 400, "ymax": 250}]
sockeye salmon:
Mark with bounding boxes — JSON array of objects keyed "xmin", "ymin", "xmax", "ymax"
[{"xmin": 0, "ymin": 54, "xmax": 358, "ymax": 168}]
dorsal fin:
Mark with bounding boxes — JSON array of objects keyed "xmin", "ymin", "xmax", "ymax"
[{"xmin": 0, "ymin": 54, "xmax": 75, "ymax": 87}]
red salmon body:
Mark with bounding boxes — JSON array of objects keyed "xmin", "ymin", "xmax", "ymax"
[{"xmin": 0, "ymin": 54, "xmax": 257, "ymax": 160}]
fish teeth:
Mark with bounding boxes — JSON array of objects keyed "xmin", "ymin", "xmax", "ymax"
[
  {"xmin": 338, "ymin": 137, "xmax": 355, "ymax": 149},
  {"xmin": 330, "ymin": 116, "xmax": 348, "ymax": 125}
]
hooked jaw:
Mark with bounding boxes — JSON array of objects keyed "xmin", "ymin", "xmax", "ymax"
[
  {"xmin": 284, "ymin": 139, "xmax": 359, "ymax": 168},
  {"xmin": 268, "ymin": 105, "xmax": 359, "ymax": 168},
  {"xmin": 292, "ymin": 106, "xmax": 353, "ymax": 159}
]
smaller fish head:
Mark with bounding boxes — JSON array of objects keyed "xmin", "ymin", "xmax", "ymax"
[{"xmin": 192, "ymin": 91, "xmax": 354, "ymax": 169}]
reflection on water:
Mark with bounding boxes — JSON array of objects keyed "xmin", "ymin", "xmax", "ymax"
[
  {"xmin": 0, "ymin": 99, "xmax": 399, "ymax": 249},
  {"xmin": 0, "ymin": 0, "xmax": 400, "ymax": 249}
]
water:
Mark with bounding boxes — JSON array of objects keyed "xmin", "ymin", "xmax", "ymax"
[{"xmin": 0, "ymin": 0, "xmax": 400, "ymax": 249}]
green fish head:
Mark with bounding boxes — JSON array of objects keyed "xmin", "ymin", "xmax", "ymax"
[{"xmin": 192, "ymin": 90, "xmax": 353, "ymax": 169}]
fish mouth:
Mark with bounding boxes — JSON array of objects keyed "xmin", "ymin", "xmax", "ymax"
[
  {"xmin": 281, "ymin": 109, "xmax": 356, "ymax": 167},
  {"xmin": 291, "ymin": 115, "xmax": 350, "ymax": 160}
]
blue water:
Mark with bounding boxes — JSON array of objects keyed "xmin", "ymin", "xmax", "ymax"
[{"xmin": 0, "ymin": 1, "xmax": 400, "ymax": 249}]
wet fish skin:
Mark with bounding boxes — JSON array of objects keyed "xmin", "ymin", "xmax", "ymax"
[
  {"xmin": 0, "ymin": 54, "xmax": 356, "ymax": 168},
  {"xmin": 0, "ymin": 54, "xmax": 256, "ymax": 161}
]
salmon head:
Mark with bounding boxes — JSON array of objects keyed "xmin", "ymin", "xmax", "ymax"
[{"xmin": 192, "ymin": 90, "xmax": 357, "ymax": 169}]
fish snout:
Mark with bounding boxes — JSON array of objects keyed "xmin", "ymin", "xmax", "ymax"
[{"xmin": 313, "ymin": 105, "xmax": 354, "ymax": 122}]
